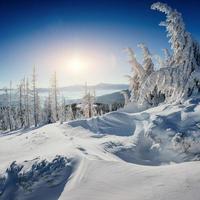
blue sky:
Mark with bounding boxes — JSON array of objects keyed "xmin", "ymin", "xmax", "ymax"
[{"xmin": 0, "ymin": 0, "xmax": 200, "ymax": 87}]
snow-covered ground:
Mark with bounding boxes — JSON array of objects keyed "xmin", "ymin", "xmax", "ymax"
[{"xmin": 0, "ymin": 97, "xmax": 200, "ymax": 200}]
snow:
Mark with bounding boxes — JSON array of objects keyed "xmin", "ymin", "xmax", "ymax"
[
  {"xmin": 62, "ymin": 160, "xmax": 200, "ymax": 200},
  {"xmin": 0, "ymin": 96, "xmax": 200, "ymax": 199}
]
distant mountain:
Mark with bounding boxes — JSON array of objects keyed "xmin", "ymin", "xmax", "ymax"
[
  {"xmin": 63, "ymin": 89, "xmax": 130, "ymax": 105},
  {"xmin": 0, "ymin": 83, "xmax": 128, "ymax": 93},
  {"xmin": 38, "ymin": 83, "xmax": 128, "ymax": 92},
  {"xmin": 93, "ymin": 83, "xmax": 128, "ymax": 90},
  {"xmin": 96, "ymin": 90, "xmax": 129, "ymax": 105}
]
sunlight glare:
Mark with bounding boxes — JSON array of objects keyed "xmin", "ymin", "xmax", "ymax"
[{"xmin": 68, "ymin": 56, "xmax": 86, "ymax": 73}]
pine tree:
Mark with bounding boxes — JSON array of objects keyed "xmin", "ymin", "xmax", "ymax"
[
  {"xmin": 59, "ymin": 96, "xmax": 66, "ymax": 124},
  {"xmin": 4, "ymin": 88, "xmax": 11, "ymax": 130},
  {"xmin": 32, "ymin": 66, "xmax": 38, "ymax": 127},
  {"xmin": 51, "ymin": 71, "xmax": 59, "ymax": 122},
  {"xmin": 18, "ymin": 79, "xmax": 25, "ymax": 128},
  {"xmin": 81, "ymin": 83, "xmax": 96, "ymax": 118},
  {"xmin": 25, "ymin": 78, "xmax": 30, "ymax": 128},
  {"xmin": 43, "ymin": 91, "xmax": 53, "ymax": 124},
  {"xmin": 8, "ymin": 81, "xmax": 13, "ymax": 130}
]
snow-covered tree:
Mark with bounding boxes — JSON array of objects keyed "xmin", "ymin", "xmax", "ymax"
[
  {"xmin": 7, "ymin": 81, "xmax": 14, "ymax": 130},
  {"xmin": 151, "ymin": 2, "xmax": 192, "ymax": 67},
  {"xmin": 24, "ymin": 78, "xmax": 30, "ymax": 128},
  {"xmin": 154, "ymin": 54, "xmax": 164, "ymax": 69},
  {"xmin": 80, "ymin": 83, "xmax": 96, "ymax": 118},
  {"xmin": 51, "ymin": 71, "xmax": 59, "ymax": 122},
  {"xmin": 0, "ymin": 106, "xmax": 8, "ymax": 130},
  {"xmin": 59, "ymin": 96, "xmax": 67, "ymax": 124},
  {"xmin": 42, "ymin": 91, "xmax": 54, "ymax": 124},
  {"xmin": 120, "ymin": 90, "xmax": 130, "ymax": 106},
  {"xmin": 162, "ymin": 48, "xmax": 171, "ymax": 67},
  {"xmin": 124, "ymin": 47, "xmax": 145, "ymax": 79},
  {"xmin": 154, "ymin": 48, "xmax": 171, "ymax": 69},
  {"xmin": 124, "ymin": 48, "xmax": 145, "ymax": 102},
  {"xmin": 66, "ymin": 105, "xmax": 75, "ymax": 120},
  {"xmin": 137, "ymin": 43, "xmax": 154, "ymax": 76},
  {"xmin": 125, "ymin": 44, "xmax": 154, "ymax": 102},
  {"xmin": 3, "ymin": 87, "xmax": 13, "ymax": 130},
  {"xmin": 17, "ymin": 79, "xmax": 25, "ymax": 128},
  {"xmin": 127, "ymin": 2, "xmax": 200, "ymax": 106},
  {"xmin": 31, "ymin": 67, "xmax": 39, "ymax": 127}
]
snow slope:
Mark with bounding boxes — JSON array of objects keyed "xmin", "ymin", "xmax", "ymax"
[
  {"xmin": 0, "ymin": 97, "xmax": 200, "ymax": 200},
  {"xmin": 69, "ymin": 96, "xmax": 200, "ymax": 164}
]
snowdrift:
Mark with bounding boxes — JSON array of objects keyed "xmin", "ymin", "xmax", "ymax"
[
  {"xmin": 69, "ymin": 97, "xmax": 200, "ymax": 164},
  {"xmin": 0, "ymin": 156, "xmax": 73, "ymax": 200}
]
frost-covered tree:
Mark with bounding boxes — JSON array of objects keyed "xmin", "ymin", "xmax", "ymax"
[
  {"xmin": 120, "ymin": 90, "xmax": 130, "ymax": 106},
  {"xmin": 154, "ymin": 54, "xmax": 164, "ymax": 69},
  {"xmin": 124, "ymin": 47, "xmax": 145, "ymax": 79},
  {"xmin": 6, "ymin": 81, "xmax": 14, "ymax": 130},
  {"xmin": 124, "ymin": 48, "xmax": 145, "ymax": 102},
  {"xmin": 42, "ymin": 91, "xmax": 54, "ymax": 124},
  {"xmin": 31, "ymin": 67, "xmax": 39, "ymax": 127},
  {"xmin": 3, "ymin": 87, "xmax": 13, "ymax": 130},
  {"xmin": 144, "ymin": 85, "xmax": 166, "ymax": 106},
  {"xmin": 17, "ymin": 79, "xmax": 25, "ymax": 128},
  {"xmin": 154, "ymin": 48, "xmax": 171, "ymax": 69},
  {"xmin": 24, "ymin": 78, "xmax": 30, "ymax": 128},
  {"xmin": 151, "ymin": 2, "xmax": 192, "ymax": 67},
  {"xmin": 59, "ymin": 96, "xmax": 67, "ymax": 124},
  {"xmin": 51, "ymin": 71, "xmax": 59, "ymax": 122},
  {"xmin": 137, "ymin": 43, "xmax": 154, "ymax": 76},
  {"xmin": 66, "ymin": 105, "xmax": 75, "ymax": 120},
  {"xmin": 149, "ymin": 2, "xmax": 200, "ymax": 101},
  {"xmin": 129, "ymin": 2, "xmax": 200, "ymax": 106},
  {"xmin": 0, "ymin": 107, "xmax": 8, "ymax": 130},
  {"xmin": 162, "ymin": 48, "xmax": 171, "ymax": 67},
  {"xmin": 125, "ymin": 44, "xmax": 155, "ymax": 102},
  {"xmin": 80, "ymin": 83, "xmax": 96, "ymax": 118},
  {"xmin": 8, "ymin": 81, "xmax": 12, "ymax": 125}
]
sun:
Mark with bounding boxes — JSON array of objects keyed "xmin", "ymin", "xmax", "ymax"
[{"xmin": 68, "ymin": 56, "xmax": 86, "ymax": 73}]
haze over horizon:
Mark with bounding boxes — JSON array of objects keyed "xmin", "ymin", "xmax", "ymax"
[{"xmin": 1, "ymin": 0, "xmax": 200, "ymax": 87}]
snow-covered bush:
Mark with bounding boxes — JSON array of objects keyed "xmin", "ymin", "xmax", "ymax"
[{"xmin": 0, "ymin": 156, "xmax": 72, "ymax": 199}]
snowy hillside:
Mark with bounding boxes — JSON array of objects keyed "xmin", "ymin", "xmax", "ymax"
[{"xmin": 0, "ymin": 96, "xmax": 200, "ymax": 200}]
